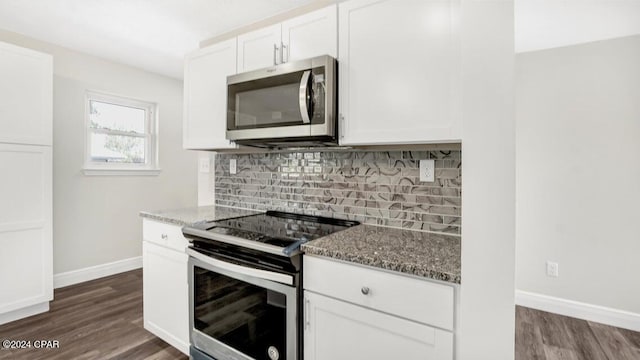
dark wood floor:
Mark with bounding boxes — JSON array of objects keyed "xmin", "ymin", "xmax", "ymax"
[
  {"xmin": 516, "ymin": 306, "xmax": 640, "ymax": 360},
  {"xmin": 0, "ymin": 269, "xmax": 186, "ymax": 360},
  {"xmin": 2, "ymin": 269, "xmax": 639, "ymax": 359}
]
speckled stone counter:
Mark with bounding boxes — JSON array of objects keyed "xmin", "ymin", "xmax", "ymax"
[
  {"xmin": 301, "ymin": 225, "xmax": 461, "ymax": 284},
  {"xmin": 139, "ymin": 205, "xmax": 262, "ymax": 226}
]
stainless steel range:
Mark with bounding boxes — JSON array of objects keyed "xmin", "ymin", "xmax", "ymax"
[{"xmin": 182, "ymin": 211, "xmax": 359, "ymax": 360}]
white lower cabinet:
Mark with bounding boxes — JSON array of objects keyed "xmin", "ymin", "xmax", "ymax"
[
  {"xmin": 303, "ymin": 256, "xmax": 455, "ymax": 360},
  {"xmin": 142, "ymin": 220, "xmax": 189, "ymax": 355},
  {"xmin": 304, "ymin": 291, "xmax": 453, "ymax": 360}
]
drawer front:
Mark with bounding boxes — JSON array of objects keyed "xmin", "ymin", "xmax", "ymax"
[
  {"xmin": 142, "ymin": 219, "xmax": 189, "ymax": 252},
  {"xmin": 303, "ymin": 256, "xmax": 455, "ymax": 331},
  {"xmin": 304, "ymin": 291, "xmax": 453, "ymax": 360}
]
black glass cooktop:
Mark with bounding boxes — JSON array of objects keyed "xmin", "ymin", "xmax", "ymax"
[{"xmin": 203, "ymin": 211, "xmax": 359, "ymax": 247}]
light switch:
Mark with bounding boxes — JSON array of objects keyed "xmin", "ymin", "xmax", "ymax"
[
  {"xmin": 198, "ymin": 158, "xmax": 210, "ymax": 173},
  {"xmin": 419, "ymin": 160, "xmax": 435, "ymax": 182}
]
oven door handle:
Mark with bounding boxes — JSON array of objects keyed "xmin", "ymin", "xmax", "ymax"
[
  {"xmin": 187, "ymin": 248, "xmax": 294, "ymax": 286},
  {"xmin": 298, "ymin": 70, "xmax": 312, "ymax": 124}
]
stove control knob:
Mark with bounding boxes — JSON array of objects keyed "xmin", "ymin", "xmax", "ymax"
[
  {"xmin": 361, "ymin": 286, "xmax": 370, "ymax": 295},
  {"xmin": 268, "ymin": 346, "xmax": 279, "ymax": 360}
]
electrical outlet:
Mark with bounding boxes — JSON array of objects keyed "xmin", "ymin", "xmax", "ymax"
[
  {"xmin": 419, "ymin": 160, "xmax": 435, "ymax": 182},
  {"xmin": 229, "ymin": 159, "xmax": 237, "ymax": 175},
  {"xmin": 546, "ymin": 261, "xmax": 559, "ymax": 277},
  {"xmin": 198, "ymin": 158, "xmax": 210, "ymax": 173}
]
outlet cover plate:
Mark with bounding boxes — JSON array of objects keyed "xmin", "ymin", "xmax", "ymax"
[
  {"xmin": 198, "ymin": 158, "xmax": 210, "ymax": 173},
  {"xmin": 229, "ymin": 159, "xmax": 237, "ymax": 175},
  {"xmin": 420, "ymin": 160, "xmax": 435, "ymax": 182},
  {"xmin": 546, "ymin": 261, "xmax": 559, "ymax": 277}
]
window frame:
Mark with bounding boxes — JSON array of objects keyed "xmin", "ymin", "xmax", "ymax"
[{"xmin": 83, "ymin": 91, "xmax": 160, "ymax": 176}]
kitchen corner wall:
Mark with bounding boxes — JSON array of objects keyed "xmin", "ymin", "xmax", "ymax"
[
  {"xmin": 516, "ymin": 35, "xmax": 640, "ymax": 316},
  {"xmin": 214, "ymin": 148, "xmax": 461, "ymax": 235},
  {"xmin": 0, "ymin": 29, "xmax": 197, "ymax": 275}
]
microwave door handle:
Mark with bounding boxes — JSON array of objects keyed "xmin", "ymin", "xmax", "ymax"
[{"xmin": 299, "ymin": 70, "xmax": 312, "ymax": 124}]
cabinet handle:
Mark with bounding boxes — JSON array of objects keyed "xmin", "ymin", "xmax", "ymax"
[
  {"xmin": 161, "ymin": 234, "xmax": 168, "ymax": 240},
  {"xmin": 361, "ymin": 286, "xmax": 370, "ymax": 295},
  {"xmin": 304, "ymin": 298, "xmax": 310, "ymax": 329},
  {"xmin": 339, "ymin": 114, "xmax": 345, "ymax": 139},
  {"xmin": 273, "ymin": 44, "xmax": 280, "ymax": 65},
  {"xmin": 282, "ymin": 43, "xmax": 288, "ymax": 63}
]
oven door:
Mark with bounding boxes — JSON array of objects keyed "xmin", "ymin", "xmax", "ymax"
[
  {"xmin": 188, "ymin": 248, "xmax": 298, "ymax": 360},
  {"xmin": 226, "ymin": 55, "xmax": 335, "ymax": 142}
]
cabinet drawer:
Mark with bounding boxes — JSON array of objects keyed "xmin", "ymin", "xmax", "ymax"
[
  {"xmin": 304, "ymin": 291, "xmax": 453, "ymax": 360},
  {"xmin": 303, "ymin": 256, "xmax": 455, "ymax": 331},
  {"xmin": 142, "ymin": 219, "xmax": 189, "ymax": 252}
]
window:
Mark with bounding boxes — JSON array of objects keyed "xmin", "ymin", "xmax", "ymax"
[{"xmin": 84, "ymin": 91, "xmax": 159, "ymax": 175}]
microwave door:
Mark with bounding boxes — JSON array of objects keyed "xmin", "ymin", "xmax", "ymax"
[{"xmin": 226, "ymin": 69, "xmax": 314, "ymax": 141}]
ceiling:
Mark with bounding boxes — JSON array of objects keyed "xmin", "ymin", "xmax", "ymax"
[
  {"xmin": 0, "ymin": 0, "xmax": 638, "ymax": 79},
  {"xmin": 0, "ymin": 0, "xmax": 317, "ymax": 79}
]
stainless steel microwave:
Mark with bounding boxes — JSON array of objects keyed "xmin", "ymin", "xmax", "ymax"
[{"xmin": 226, "ymin": 55, "xmax": 337, "ymax": 147}]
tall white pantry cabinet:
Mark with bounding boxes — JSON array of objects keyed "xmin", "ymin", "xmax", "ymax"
[{"xmin": 0, "ymin": 41, "xmax": 53, "ymax": 325}]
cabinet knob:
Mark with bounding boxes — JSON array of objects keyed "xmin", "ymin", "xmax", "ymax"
[
  {"xmin": 361, "ymin": 286, "xmax": 370, "ymax": 295},
  {"xmin": 161, "ymin": 234, "xmax": 168, "ymax": 240}
]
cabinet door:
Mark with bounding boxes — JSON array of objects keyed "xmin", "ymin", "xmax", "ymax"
[
  {"xmin": 237, "ymin": 24, "xmax": 282, "ymax": 72},
  {"xmin": 304, "ymin": 291, "xmax": 453, "ymax": 360},
  {"xmin": 183, "ymin": 38, "xmax": 237, "ymax": 150},
  {"xmin": 0, "ymin": 144, "xmax": 52, "ymax": 318},
  {"xmin": 143, "ymin": 241, "xmax": 189, "ymax": 354},
  {"xmin": 0, "ymin": 42, "xmax": 52, "ymax": 146},
  {"xmin": 338, "ymin": 0, "xmax": 461, "ymax": 145},
  {"xmin": 282, "ymin": 5, "xmax": 338, "ymax": 62}
]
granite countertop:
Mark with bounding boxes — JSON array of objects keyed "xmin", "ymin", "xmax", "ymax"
[
  {"xmin": 140, "ymin": 205, "xmax": 460, "ymax": 284},
  {"xmin": 139, "ymin": 205, "xmax": 262, "ymax": 226},
  {"xmin": 301, "ymin": 225, "xmax": 461, "ymax": 284}
]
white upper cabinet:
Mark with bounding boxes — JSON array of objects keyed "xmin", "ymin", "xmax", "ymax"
[
  {"xmin": 237, "ymin": 24, "xmax": 283, "ymax": 72},
  {"xmin": 183, "ymin": 38, "xmax": 237, "ymax": 150},
  {"xmin": 0, "ymin": 42, "xmax": 52, "ymax": 146},
  {"xmin": 238, "ymin": 6, "xmax": 338, "ymax": 72},
  {"xmin": 183, "ymin": 6, "xmax": 338, "ymax": 149},
  {"xmin": 338, "ymin": 0, "xmax": 462, "ymax": 145},
  {"xmin": 282, "ymin": 5, "xmax": 338, "ymax": 62}
]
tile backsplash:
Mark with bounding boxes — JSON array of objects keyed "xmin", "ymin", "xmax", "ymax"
[{"xmin": 214, "ymin": 148, "xmax": 461, "ymax": 235}]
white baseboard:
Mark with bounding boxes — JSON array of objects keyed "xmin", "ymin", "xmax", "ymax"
[
  {"xmin": 54, "ymin": 256, "xmax": 142, "ymax": 289},
  {"xmin": 516, "ymin": 290, "xmax": 640, "ymax": 332},
  {"xmin": 0, "ymin": 302, "xmax": 49, "ymax": 325}
]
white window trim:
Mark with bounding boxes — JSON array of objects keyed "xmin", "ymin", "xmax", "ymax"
[{"xmin": 83, "ymin": 91, "xmax": 161, "ymax": 176}]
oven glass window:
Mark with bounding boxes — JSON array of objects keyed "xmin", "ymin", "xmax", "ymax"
[{"xmin": 194, "ymin": 266, "xmax": 288, "ymax": 359}]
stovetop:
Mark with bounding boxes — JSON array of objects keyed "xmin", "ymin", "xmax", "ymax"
[{"xmin": 182, "ymin": 211, "xmax": 360, "ymax": 258}]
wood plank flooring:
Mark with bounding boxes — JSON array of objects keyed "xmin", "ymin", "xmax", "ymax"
[
  {"xmin": 1, "ymin": 270, "xmax": 639, "ymax": 359},
  {"xmin": 0, "ymin": 270, "xmax": 187, "ymax": 360},
  {"xmin": 516, "ymin": 306, "xmax": 640, "ymax": 360}
]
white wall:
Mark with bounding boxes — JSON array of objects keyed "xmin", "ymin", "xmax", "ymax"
[
  {"xmin": 458, "ymin": 0, "xmax": 515, "ymax": 359},
  {"xmin": 516, "ymin": 0, "xmax": 640, "ymax": 53},
  {"xmin": 516, "ymin": 36, "xmax": 640, "ymax": 316},
  {"xmin": 0, "ymin": 29, "xmax": 197, "ymax": 274}
]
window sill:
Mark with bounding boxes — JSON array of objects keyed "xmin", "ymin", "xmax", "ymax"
[{"xmin": 82, "ymin": 168, "xmax": 162, "ymax": 176}]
